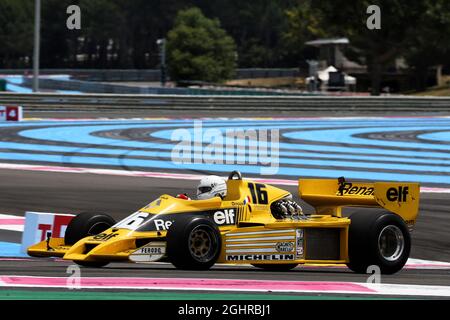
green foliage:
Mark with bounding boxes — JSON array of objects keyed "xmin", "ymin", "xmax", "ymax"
[
  {"xmin": 167, "ymin": 7, "xmax": 236, "ymax": 83},
  {"xmin": 304, "ymin": 0, "xmax": 450, "ymax": 94},
  {"xmin": 403, "ymin": 0, "xmax": 450, "ymax": 90},
  {"xmin": 199, "ymin": 0, "xmax": 297, "ymax": 67},
  {"xmin": 283, "ymin": 2, "xmax": 326, "ymax": 54},
  {"xmin": 0, "ymin": 0, "xmax": 33, "ymax": 68},
  {"xmin": 0, "ymin": 0, "xmax": 449, "ymax": 92}
]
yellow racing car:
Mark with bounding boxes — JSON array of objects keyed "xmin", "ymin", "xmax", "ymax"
[{"xmin": 28, "ymin": 171, "xmax": 420, "ymax": 274}]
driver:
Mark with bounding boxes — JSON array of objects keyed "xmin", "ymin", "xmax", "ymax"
[
  {"xmin": 196, "ymin": 175, "xmax": 227, "ymax": 200},
  {"xmin": 175, "ymin": 175, "xmax": 227, "ymax": 200}
]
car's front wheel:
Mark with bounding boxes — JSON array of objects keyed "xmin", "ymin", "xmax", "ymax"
[
  {"xmin": 64, "ymin": 212, "xmax": 116, "ymax": 268},
  {"xmin": 73, "ymin": 260, "xmax": 110, "ymax": 268}
]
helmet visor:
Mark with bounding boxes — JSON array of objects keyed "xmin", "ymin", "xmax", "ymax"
[{"xmin": 198, "ymin": 186, "xmax": 212, "ymax": 194}]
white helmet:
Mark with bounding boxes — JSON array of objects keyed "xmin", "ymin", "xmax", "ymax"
[{"xmin": 196, "ymin": 175, "xmax": 227, "ymax": 200}]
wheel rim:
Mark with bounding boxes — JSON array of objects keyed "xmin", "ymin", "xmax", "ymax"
[
  {"xmin": 378, "ymin": 225, "xmax": 405, "ymax": 262},
  {"xmin": 188, "ymin": 226, "xmax": 216, "ymax": 262}
]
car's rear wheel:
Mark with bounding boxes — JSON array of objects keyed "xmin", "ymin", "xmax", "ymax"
[
  {"xmin": 251, "ymin": 264, "xmax": 298, "ymax": 271},
  {"xmin": 346, "ymin": 211, "xmax": 410, "ymax": 275},
  {"xmin": 64, "ymin": 212, "xmax": 116, "ymax": 268},
  {"xmin": 166, "ymin": 217, "xmax": 221, "ymax": 270}
]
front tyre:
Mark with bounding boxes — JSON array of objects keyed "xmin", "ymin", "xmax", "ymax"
[
  {"xmin": 347, "ymin": 211, "xmax": 411, "ymax": 275},
  {"xmin": 64, "ymin": 212, "xmax": 116, "ymax": 245},
  {"xmin": 74, "ymin": 260, "xmax": 109, "ymax": 268},
  {"xmin": 65, "ymin": 212, "xmax": 116, "ymax": 268},
  {"xmin": 166, "ymin": 217, "xmax": 221, "ymax": 270}
]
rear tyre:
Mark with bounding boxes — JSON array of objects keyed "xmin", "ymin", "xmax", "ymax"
[
  {"xmin": 251, "ymin": 264, "xmax": 298, "ymax": 271},
  {"xmin": 346, "ymin": 211, "xmax": 410, "ymax": 275},
  {"xmin": 166, "ymin": 217, "xmax": 221, "ymax": 270},
  {"xmin": 65, "ymin": 212, "xmax": 116, "ymax": 268}
]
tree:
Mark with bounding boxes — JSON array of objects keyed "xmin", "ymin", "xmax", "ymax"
[
  {"xmin": 195, "ymin": 0, "xmax": 298, "ymax": 67},
  {"xmin": 0, "ymin": 0, "xmax": 33, "ymax": 68},
  {"xmin": 282, "ymin": 1, "xmax": 327, "ymax": 65},
  {"xmin": 306, "ymin": 0, "xmax": 430, "ymax": 95},
  {"xmin": 167, "ymin": 7, "xmax": 237, "ymax": 83},
  {"xmin": 40, "ymin": 0, "xmax": 76, "ymax": 68},
  {"xmin": 404, "ymin": 0, "xmax": 450, "ymax": 91}
]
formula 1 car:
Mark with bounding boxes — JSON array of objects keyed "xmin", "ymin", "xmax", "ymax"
[{"xmin": 28, "ymin": 171, "xmax": 420, "ymax": 274}]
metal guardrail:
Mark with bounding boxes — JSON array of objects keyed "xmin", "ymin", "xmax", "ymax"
[{"xmin": 0, "ymin": 92, "xmax": 449, "ymax": 112}]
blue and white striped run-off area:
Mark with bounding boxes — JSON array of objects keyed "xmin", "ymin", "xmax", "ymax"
[{"xmin": 0, "ymin": 117, "xmax": 450, "ymax": 185}]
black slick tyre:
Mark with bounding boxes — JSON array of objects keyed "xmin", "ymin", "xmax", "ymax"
[
  {"xmin": 64, "ymin": 212, "xmax": 116, "ymax": 268},
  {"xmin": 166, "ymin": 217, "xmax": 221, "ymax": 270},
  {"xmin": 347, "ymin": 211, "xmax": 411, "ymax": 275},
  {"xmin": 64, "ymin": 212, "xmax": 116, "ymax": 245}
]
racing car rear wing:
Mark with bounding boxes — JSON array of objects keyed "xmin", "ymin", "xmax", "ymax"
[{"xmin": 298, "ymin": 178, "xmax": 420, "ymax": 223}]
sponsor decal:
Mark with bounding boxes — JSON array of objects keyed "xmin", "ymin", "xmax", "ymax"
[
  {"xmin": 136, "ymin": 246, "xmax": 165, "ymax": 255},
  {"xmin": 154, "ymin": 219, "xmax": 173, "ymax": 231},
  {"xmin": 386, "ymin": 186, "xmax": 409, "ymax": 202},
  {"xmin": 114, "ymin": 208, "xmax": 239, "ymax": 232},
  {"xmin": 140, "ymin": 247, "xmax": 163, "ymax": 254},
  {"xmin": 295, "ymin": 229, "xmax": 304, "ymax": 259},
  {"xmin": 36, "ymin": 215, "xmax": 73, "ymax": 241},
  {"xmin": 130, "ymin": 242, "xmax": 166, "ymax": 263},
  {"xmin": 213, "ymin": 209, "xmax": 235, "ymax": 225},
  {"xmin": 275, "ymin": 242, "xmax": 294, "ymax": 252},
  {"xmin": 336, "ymin": 183, "xmax": 374, "ymax": 196},
  {"xmin": 92, "ymin": 232, "xmax": 118, "ymax": 241},
  {"xmin": 226, "ymin": 254, "xmax": 295, "ymax": 261},
  {"xmin": 0, "ymin": 106, "xmax": 23, "ymax": 122}
]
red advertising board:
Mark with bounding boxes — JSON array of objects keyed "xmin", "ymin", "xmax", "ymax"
[{"xmin": 0, "ymin": 106, "xmax": 23, "ymax": 121}]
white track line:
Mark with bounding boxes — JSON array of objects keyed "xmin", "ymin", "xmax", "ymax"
[{"xmin": 0, "ymin": 275, "xmax": 449, "ymax": 297}]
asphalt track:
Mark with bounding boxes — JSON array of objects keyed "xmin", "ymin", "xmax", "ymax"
[
  {"xmin": 0, "ymin": 169, "xmax": 449, "ymax": 262},
  {"xmin": 0, "ymin": 110, "xmax": 449, "ymax": 299}
]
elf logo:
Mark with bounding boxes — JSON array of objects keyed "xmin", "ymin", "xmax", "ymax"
[
  {"xmin": 386, "ymin": 186, "xmax": 409, "ymax": 202},
  {"xmin": 92, "ymin": 232, "xmax": 118, "ymax": 241},
  {"xmin": 213, "ymin": 209, "xmax": 235, "ymax": 225}
]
